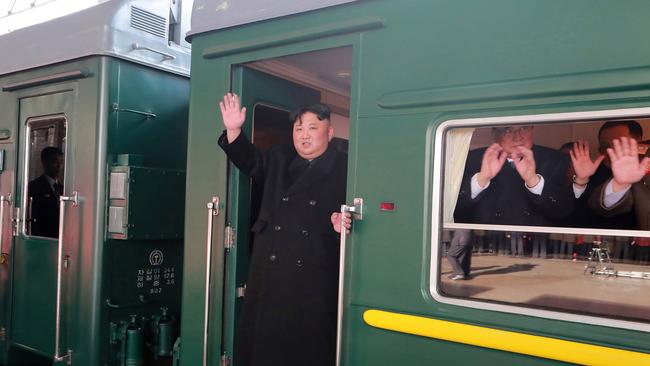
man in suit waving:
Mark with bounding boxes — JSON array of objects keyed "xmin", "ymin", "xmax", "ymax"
[{"xmin": 454, "ymin": 126, "xmax": 574, "ymax": 227}]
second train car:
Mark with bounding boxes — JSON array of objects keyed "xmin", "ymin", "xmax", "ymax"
[
  {"xmin": 181, "ymin": 1, "xmax": 650, "ymax": 366},
  {"xmin": 0, "ymin": 1, "xmax": 191, "ymax": 365}
]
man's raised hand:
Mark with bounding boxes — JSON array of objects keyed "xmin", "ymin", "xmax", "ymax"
[
  {"xmin": 608, "ymin": 137, "xmax": 650, "ymax": 192},
  {"xmin": 477, "ymin": 143, "xmax": 507, "ymax": 188},
  {"xmin": 569, "ymin": 140, "xmax": 603, "ymax": 185},
  {"xmin": 219, "ymin": 93, "xmax": 246, "ymax": 142},
  {"xmin": 512, "ymin": 146, "xmax": 540, "ymax": 188}
]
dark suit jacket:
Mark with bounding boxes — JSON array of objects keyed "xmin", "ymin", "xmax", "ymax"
[
  {"xmin": 588, "ymin": 175, "xmax": 650, "ymax": 230},
  {"xmin": 454, "ymin": 145, "xmax": 574, "ymax": 226},
  {"xmin": 575, "ymin": 164, "xmax": 636, "ymax": 230},
  {"xmin": 28, "ymin": 175, "xmax": 61, "ymax": 238},
  {"xmin": 219, "ymin": 131, "xmax": 347, "ymax": 366}
]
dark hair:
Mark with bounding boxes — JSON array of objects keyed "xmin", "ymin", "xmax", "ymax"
[
  {"xmin": 559, "ymin": 141, "xmax": 574, "ymax": 151},
  {"xmin": 598, "ymin": 120, "xmax": 643, "ymax": 139},
  {"xmin": 289, "ymin": 103, "xmax": 331, "ymax": 124},
  {"xmin": 41, "ymin": 146, "xmax": 63, "ymax": 163}
]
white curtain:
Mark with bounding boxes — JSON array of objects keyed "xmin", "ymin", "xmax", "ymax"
[{"xmin": 443, "ymin": 128, "xmax": 475, "ymax": 223}]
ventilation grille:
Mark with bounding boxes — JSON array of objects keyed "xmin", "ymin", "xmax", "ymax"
[{"xmin": 130, "ymin": 6, "xmax": 167, "ymax": 38}]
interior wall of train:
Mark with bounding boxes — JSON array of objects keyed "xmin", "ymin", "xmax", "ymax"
[
  {"xmin": 0, "ymin": 1, "xmax": 192, "ymax": 365},
  {"xmin": 183, "ymin": 0, "xmax": 650, "ymax": 366}
]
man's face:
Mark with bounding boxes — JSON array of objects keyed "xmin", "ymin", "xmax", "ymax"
[
  {"xmin": 292, "ymin": 111, "xmax": 333, "ymax": 160},
  {"xmin": 44, "ymin": 154, "xmax": 63, "ymax": 179},
  {"xmin": 599, "ymin": 125, "xmax": 639, "ymax": 167},
  {"xmin": 495, "ymin": 126, "xmax": 534, "ymax": 155}
]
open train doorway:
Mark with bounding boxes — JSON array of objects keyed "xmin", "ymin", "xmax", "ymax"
[{"xmin": 222, "ymin": 46, "xmax": 352, "ymax": 365}]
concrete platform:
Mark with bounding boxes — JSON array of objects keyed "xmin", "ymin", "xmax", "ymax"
[{"xmin": 440, "ymin": 254, "xmax": 650, "ymax": 322}]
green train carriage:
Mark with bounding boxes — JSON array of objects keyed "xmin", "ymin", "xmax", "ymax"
[
  {"xmin": 0, "ymin": 1, "xmax": 191, "ymax": 365},
  {"xmin": 181, "ymin": 0, "xmax": 650, "ymax": 365}
]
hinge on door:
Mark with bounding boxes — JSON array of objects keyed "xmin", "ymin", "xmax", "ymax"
[
  {"xmin": 236, "ymin": 284, "xmax": 246, "ymax": 298},
  {"xmin": 220, "ymin": 353, "xmax": 231, "ymax": 366},
  {"xmin": 224, "ymin": 226, "xmax": 235, "ymax": 251}
]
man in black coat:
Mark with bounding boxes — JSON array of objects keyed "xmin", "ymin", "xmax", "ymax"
[
  {"xmin": 28, "ymin": 146, "xmax": 64, "ymax": 238},
  {"xmin": 218, "ymin": 93, "xmax": 350, "ymax": 366},
  {"xmin": 454, "ymin": 126, "xmax": 574, "ymax": 227}
]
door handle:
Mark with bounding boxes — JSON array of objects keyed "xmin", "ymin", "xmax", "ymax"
[
  {"xmin": 54, "ymin": 191, "xmax": 78, "ymax": 364},
  {"xmin": 336, "ymin": 198, "xmax": 363, "ymax": 366},
  {"xmin": 0, "ymin": 194, "xmax": 12, "ymax": 264},
  {"xmin": 203, "ymin": 196, "xmax": 219, "ymax": 366}
]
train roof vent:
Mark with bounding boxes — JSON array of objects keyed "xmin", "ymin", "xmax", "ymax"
[{"xmin": 130, "ymin": 6, "xmax": 167, "ymax": 38}]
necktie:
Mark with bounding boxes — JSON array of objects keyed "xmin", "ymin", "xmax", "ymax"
[{"xmin": 53, "ymin": 182, "xmax": 63, "ymax": 196}]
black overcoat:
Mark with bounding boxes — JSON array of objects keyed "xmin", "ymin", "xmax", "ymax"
[
  {"xmin": 454, "ymin": 145, "xmax": 574, "ymax": 226},
  {"xmin": 28, "ymin": 175, "xmax": 61, "ymax": 238},
  {"xmin": 218, "ymin": 131, "xmax": 347, "ymax": 366}
]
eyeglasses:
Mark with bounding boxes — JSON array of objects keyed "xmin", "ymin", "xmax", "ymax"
[{"xmin": 493, "ymin": 126, "xmax": 533, "ymax": 137}]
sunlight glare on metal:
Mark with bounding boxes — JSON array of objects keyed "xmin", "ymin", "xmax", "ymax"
[{"xmin": 0, "ymin": 0, "xmax": 102, "ymax": 35}]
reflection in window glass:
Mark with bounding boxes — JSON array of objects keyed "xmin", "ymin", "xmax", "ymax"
[
  {"xmin": 25, "ymin": 117, "xmax": 66, "ymax": 238},
  {"xmin": 441, "ymin": 229, "xmax": 650, "ymax": 323},
  {"xmin": 440, "ymin": 118, "xmax": 650, "ymax": 323}
]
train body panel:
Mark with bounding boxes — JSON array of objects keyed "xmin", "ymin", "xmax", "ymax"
[
  {"xmin": 0, "ymin": 53, "xmax": 189, "ymax": 365},
  {"xmin": 1, "ymin": 0, "xmax": 650, "ymax": 365},
  {"xmin": 0, "ymin": 1, "xmax": 192, "ymax": 365},
  {"xmin": 183, "ymin": 0, "xmax": 650, "ymax": 365}
]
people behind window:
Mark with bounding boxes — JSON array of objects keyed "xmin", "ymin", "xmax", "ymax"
[
  {"xmin": 28, "ymin": 146, "xmax": 64, "ymax": 238},
  {"xmin": 451, "ymin": 119, "xmax": 650, "ymax": 264},
  {"xmin": 447, "ymin": 229, "xmax": 473, "ymax": 280},
  {"xmin": 587, "ymin": 136, "xmax": 650, "ymax": 230},
  {"xmin": 454, "ymin": 125, "xmax": 574, "ymax": 227},
  {"xmin": 565, "ymin": 121, "xmax": 643, "ymax": 230}
]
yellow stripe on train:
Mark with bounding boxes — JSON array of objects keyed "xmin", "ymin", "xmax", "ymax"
[{"xmin": 363, "ymin": 309, "xmax": 650, "ymax": 366}]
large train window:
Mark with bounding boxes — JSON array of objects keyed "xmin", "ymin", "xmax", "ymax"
[
  {"xmin": 23, "ymin": 116, "xmax": 66, "ymax": 238},
  {"xmin": 432, "ymin": 110, "xmax": 650, "ymax": 330}
]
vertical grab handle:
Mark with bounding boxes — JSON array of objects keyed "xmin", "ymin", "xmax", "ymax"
[
  {"xmin": 336, "ymin": 198, "xmax": 363, "ymax": 366},
  {"xmin": 203, "ymin": 196, "xmax": 220, "ymax": 366},
  {"xmin": 0, "ymin": 194, "xmax": 12, "ymax": 263},
  {"xmin": 54, "ymin": 191, "xmax": 78, "ymax": 365}
]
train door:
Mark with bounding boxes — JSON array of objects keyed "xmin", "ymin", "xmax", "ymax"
[
  {"xmin": 222, "ymin": 66, "xmax": 322, "ymax": 362},
  {"xmin": 11, "ymin": 90, "xmax": 76, "ymax": 360},
  {"xmin": 0, "ymin": 93, "xmax": 16, "ymax": 365}
]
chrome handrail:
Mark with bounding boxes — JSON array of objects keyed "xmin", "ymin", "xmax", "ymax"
[
  {"xmin": 0, "ymin": 194, "xmax": 12, "ymax": 261},
  {"xmin": 54, "ymin": 191, "xmax": 78, "ymax": 365},
  {"xmin": 131, "ymin": 42, "xmax": 176, "ymax": 61},
  {"xmin": 203, "ymin": 196, "xmax": 219, "ymax": 366},
  {"xmin": 336, "ymin": 198, "xmax": 363, "ymax": 366}
]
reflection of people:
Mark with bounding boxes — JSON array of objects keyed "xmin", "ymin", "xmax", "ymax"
[
  {"xmin": 218, "ymin": 93, "xmax": 349, "ymax": 366},
  {"xmin": 447, "ymin": 229, "xmax": 472, "ymax": 280},
  {"xmin": 454, "ymin": 126, "xmax": 574, "ymax": 226},
  {"xmin": 28, "ymin": 147, "xmax": 64, "ymax": 238},
  {"xmin": 588, "ymin": 136, "xmax": 650, "ymax": 230}
]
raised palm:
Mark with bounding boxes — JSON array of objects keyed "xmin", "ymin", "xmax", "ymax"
[
  {"xmin": 569, "ymin": 141, "xmax": 603, "ymax": 180},
  {"xmin": 219, "ymin": 92, "xmax": 246, "ymax": 130},
  {"xmin": 478, "ymin": 143, "xmax": 507, "ymax": 185},
  {"xmin": 512, "ymin": 146, "xmax": 537, "ymax": 185},
  {"xmin": 609, "ymin": 137, "xmax": 650, "ymax": 186}
]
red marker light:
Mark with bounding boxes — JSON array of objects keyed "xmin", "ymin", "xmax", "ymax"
[{"xmin": 380, "ymin": 202, "xmax": 395, "ymax": 211}]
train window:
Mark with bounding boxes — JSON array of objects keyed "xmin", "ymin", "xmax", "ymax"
[
  {"xmin": 23, "ymin": 116, "xmax": 66, "ymax": 238},
  {"xmin": 433, "ymin": 113, "xmax": 650, "ymax": 329}
]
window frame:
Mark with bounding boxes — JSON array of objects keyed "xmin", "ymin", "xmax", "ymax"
[
  {"xmin": 21, "ymin": 114, "xmax": 67, "ymax": 239},
  {"xmin": 430, "ymin": 107, "xmax": 650, "ymax": 333}
]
